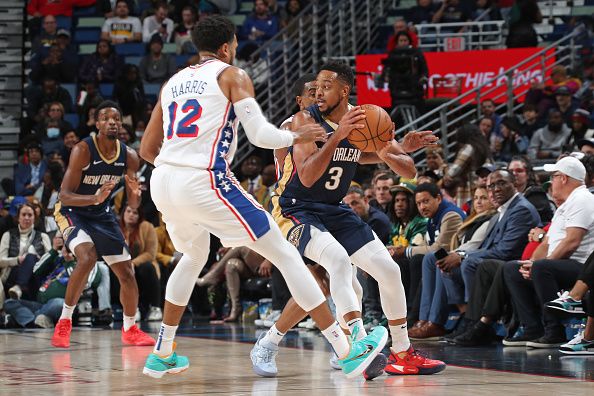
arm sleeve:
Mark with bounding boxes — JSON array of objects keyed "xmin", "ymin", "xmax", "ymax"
[{"xmin": 234, "ymin": 97, "xmax": 295, "ymax": 149}]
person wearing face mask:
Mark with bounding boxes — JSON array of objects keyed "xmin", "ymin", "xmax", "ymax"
[{"xmin": 528, "ymin": 109, "xmax": 572, "ymax": 160}]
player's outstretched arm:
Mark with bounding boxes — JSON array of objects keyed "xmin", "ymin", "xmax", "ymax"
[
  {"xmin": 125, "ymin": 147, "xmax": 141, "ymax": 210},
  {"xmin": 59, "ymin": 142, "xmax": 116, "ymax": 206},
  {"xmin": 218, "ymin": 66, "xmax": 326, "ymax": 148},
  {"xmin": 139, "ymin": 97, "xmax": 164, "ymax": 165},
  {"xmin": 292, "ymin": 107, "xmax": 366, "ymax": 188}
]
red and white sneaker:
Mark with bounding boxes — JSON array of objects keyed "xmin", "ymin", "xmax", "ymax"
[
  {"xmin": 122, "ymin": 325, "xmax": 156, "ymax": 346},
  {"xmin": 51, "ymin": 319, "xmax": 72, "ymax": 348},
  {"xmin": 385, "ymin": 346, "xmax": 446, "ymax": 375}
]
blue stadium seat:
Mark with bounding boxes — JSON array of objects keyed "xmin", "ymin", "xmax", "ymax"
[
  {"xmin": 144, "ymin": 84, "xmax": 161, "ymax": 97},
  {"xmin": 114, "ymin": 43, "xmax": 146, "ymax": 56},
  {"xmin": 61, "ymin": 83, "xmax": 77, "ymax": 102},
  {"xmin": 74, "ymin": 29, "xmax": 101, "ymax": 44},
  {"xmin": 124, "ymin": 56, "xmax": 142, "ymax": 66},
  {"xmin": 73, "ymin": 6, "xmax": 97, "ymax": 17},
  {"xmin": 176, "ymin": 55, "xmax": 190, "ymax": 68},
  {"xmin": 99, "ymin": 83, "xmax": 114, "ymax": 98},
  {"xmin": 56, "ymin": 16, "xmax": 72, "ymax": 30},
  {"xmin": 64, "ymin": 113, "xmax": 79, "ymax": 128}
]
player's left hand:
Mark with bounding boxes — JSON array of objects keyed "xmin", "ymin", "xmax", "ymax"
[
  {"xmin": 125, "ymin": 175, "xmax": 141, "ymax": 197},
  {"xmin": 400, "ymin": 130, "xmax": 439, "ymax": 153}
]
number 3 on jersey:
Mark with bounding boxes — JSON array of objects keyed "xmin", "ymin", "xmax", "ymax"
[
  {"xmin": 325, "ymin": 166, "xmax": 343, "ymax": 190},
  {"xmin": 167, "ymin": 99, "xmax": 202, "ymax": 139}
]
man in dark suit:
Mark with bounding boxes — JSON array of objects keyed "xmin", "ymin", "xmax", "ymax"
[
  {"xmin": 436, "ymin": 170, "xmax": 541, "ymax": 312},
  {"xmin": 14, "ymin": 142, "xmax": 48, "ymax": 196}
]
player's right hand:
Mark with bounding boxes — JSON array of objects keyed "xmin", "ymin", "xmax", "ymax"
[
  {"xmin": 96, "ymin": 180, "xmax": 116, "ymax": 204},
  {"xmin": 292, "ymin": 123, "xmax": 328, "ymax": 145},
  {"xmin": 335, "ymin": 106, "xmax": 366, "ymax": 140}
]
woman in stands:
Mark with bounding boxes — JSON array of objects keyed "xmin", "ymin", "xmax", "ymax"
[
  {"xmin": 78, "ymin": 39, "xmax": 124, "ymax": 84},
  {"xmin": 119, "ymin": 205, "xmax": 162, "ymax": 321}
]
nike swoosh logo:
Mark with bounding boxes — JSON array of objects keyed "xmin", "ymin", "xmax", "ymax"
[
  {"xmin": 344, "ymin": 344, "xmax": 373, "ymax": 362},
  {"xmin": 163, "ymin": 360, "xmax": 177, "ymax": 367},
  {"xmin": 93, "ymin": 160, "xmax": 103, "ymax": 165}
]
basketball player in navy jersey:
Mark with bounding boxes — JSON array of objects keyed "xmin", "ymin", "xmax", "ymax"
[
  {"xmin": 52, "ymin": 101, "xmax": 155, "ymax": 348},
  {"xmin": 251, "ymin": 62, "xmax": 446, "ymax": 378}
]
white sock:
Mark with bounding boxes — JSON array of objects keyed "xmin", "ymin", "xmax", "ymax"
[
  {"xmin": 123, "ymin": 315, "xmax": 136, "ymax": 332},
  {"xmin": 154, "ymin": 323, "xmax": 178, "ymax": 356},
  {"xmin": 60, "ymin": 303, "xmax": 75, "ymax": 320},
  {"xmin": 389, "ymin": 323, "xmax": 411, "ymax": 353},
  {"xmin": 346, "ymin": 318, "xmax": 367, "ymax": 341},
  {"xmin": 262, "ymin": 324, "xmax": 285, "ymax": 346},
  {"xmin": 321, "ymin": 321, "xmax": 350, "ymax": 359}
]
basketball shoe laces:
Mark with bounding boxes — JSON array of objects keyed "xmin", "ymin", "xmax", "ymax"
[
  {"xmin": 57, "ymin": 320, "xmax": 70, "ymax": 336},
  {"xmin": 252, "ymin": 343, "xmax": 275, "ymax": 364},
  {"xmin": 393, "ymin": 347, "xmax": 428, "ymax": 364}
]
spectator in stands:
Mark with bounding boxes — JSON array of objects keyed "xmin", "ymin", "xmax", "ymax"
[
  {"xmin": 508, "ymin": 156, "xmax": 554, "ymax": 223},
  {"xmin": 527, "ymin": 66, "xmax": 582, "ymax": 120},
  {"xmin": 505, "ymin": 0, "xmax": 541, "ymax": 48},
  {"xmin": 432, "ymin": 0, "xmax": 472, "ymax": 28},
  {"xmin": 408, "ymin": 0, "xmax": 439, "ymax": 25},
  {"xmin": 386, "ymin": 18, "xmax": 419, "ymax": 52},
  {"xmin": 139, "ymin": 34, "xmax": 176, "ymax": 84},
  {"xmin": 14, "ymin": 142, "xmax": 48, "ymax": 197},
  {"xmin": 504, "ymin": 156, "xmax": 594, "ymax": 347},
  {"xmin": 77, "ymin": 106, "xmax": 97, "ymax": 138},
  {"xmin": 31, "ymin": 15, "xmax": 57, "ymax": 53},
  {"xmin": 481, "ymin": 99, "xmax": 501, "ymax": 138},
  {"xmin": 113, "ymin": 64, "xmax": 145, "ymax": 127},
  {"xmin": 425, "ymin": 147, "xmax": 447, "ymax": 179},
  {"xmin": 55, "ymin": 29, "xmax": 78, "ymax": 64},
  {"xmin": 471, "ymin": 0, "xmax": 502, "ymax": 21},
  {"xmin": 410, "ymin": 186, "xmax": 495, "ymax": 339},
  {"xmin": 528, "ymin": 109, "xmax": 572, "ymax": 160},
  {"xmin": 0, "ymin": 203, "xmax": 51, "ymax": 300},
  {"xmin": 34, "ymin": 161, "xmax": 63, "ymax": 219},
  {"xmin": 241, "ymin": 0, "xmax": 280, "ymax": 45},
  {"xmin": 566, "ymin": 109, "xmax": 593, "ymax": 151},
  {"xmin": 493, "ymin": 116, "xmax": 529, "ymax": 162},
  {"xmin": 97, "ymin": 0, "xmax": 135, "ymax": 18},
  {"xmin": 279, "ymin": 0, "xmax": 305, "ymax": 32},
  {"xmin": 142, "ymin": 2, "xmax": 174, "ymax": 43},
  {"xmin": 443, "ymin": 124, "xmax": 492, "ymax": 207},
  {"xmin": 173, "ymin": 5, "xmax": 198, "ymax": 54},
  {"xmin": 27, "ymin": 77, "xmax": 73, "ymax": 121},
  {"xmin": 240, "ymin": 155, "xmax": 265, "ymax": 199},
  {"xmin": 520, "ymin": 103, "xmax": 541, "ymax": 139},
  {"xmin": 370, "ymin": 173, "xmax": 396, "ymax": 214},
  {"xmin": 578, "ymin": 138, "xmax": 594, "ymax": 156},
  {"xmin": 59, "ymin": 130, "xmax": 79, "ymax": 168},
  {"xmin": 119, "ymin": 205, "xmax": 162, "ymax": 321},
  {"xmin": 478, "ymin": 117, "xmax": 494, "ymax": 142},
  {"xmin": 196, "ymin": 247, "xmax": 267, "ymax": 322},
  {"xmin": 438, "ymin": 170, "xmax": 540, "ymax": 327},
  {"xmin": 553, "ymin": 86, "xmax": 579, "ymax": 127},
  {"xmin": 30, "ymin": 44, "xmax": 76, "ymax": 84},
  {"xmin": 155, "ymin": 218, "xmax": 178, "ymax": 299},
  {"xmin": 79, "ymin": 40, "xmax": 124, "ymax": 84},
  {"xmin": 77, "ymin": 81, "xmax": 104, "ymax": 125},
  {"xmin": 101, "ymin": 0, "xmax": 142, "ymax": 44}
]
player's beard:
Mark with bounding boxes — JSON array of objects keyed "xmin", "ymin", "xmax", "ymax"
[
  {"xmin": 320, "ymin": 100, "xmax": 340, "ymax": 117},
  {"xmin": 106, "ymin": 132, "xmax": 117, "ymax": 140}
]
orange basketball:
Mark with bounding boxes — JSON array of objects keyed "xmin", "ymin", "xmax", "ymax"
[{"xmin": 347, "ymin": 104, "xmax": 394, "ymax": 152}]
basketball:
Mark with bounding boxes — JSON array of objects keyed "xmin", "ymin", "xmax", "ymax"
[{"xmin": 347, "ymin": 104, "xmax": 394, "ymax": 152}]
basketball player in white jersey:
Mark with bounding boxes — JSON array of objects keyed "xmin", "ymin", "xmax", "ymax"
[{"xmin": 139, "ymin": 15, "xmax": 388, "ymax": 379}]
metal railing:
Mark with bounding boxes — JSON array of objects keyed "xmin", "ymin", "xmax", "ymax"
[
  {"xmin": 231, "ymin": 0, "xmax": 389, "ymax": 169},
  {"xmin": 395, "ymin": 28, "xmax": 582, "ymax": 165},
  {"xmin": 415, "ymin": 20, "xmax": 506, "ymax": 51}
]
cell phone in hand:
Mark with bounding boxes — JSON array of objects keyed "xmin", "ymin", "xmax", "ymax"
[{"xmin": 435, "ymin": 248, "xmax": 448, "ymax": 260}]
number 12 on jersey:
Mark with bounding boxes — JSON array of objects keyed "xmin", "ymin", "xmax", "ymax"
[{"xmin": 167, "ymin": 99, "xmax": 203, "ymax": 139}]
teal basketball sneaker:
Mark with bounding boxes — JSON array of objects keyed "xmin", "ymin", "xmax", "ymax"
[
  {"xmin": 143, "ymin": 345, "xmax": 190, "ymax": 379},
  {"xmin": 338, "ymin": 325, "xmax": 388, "ymax": 378}
]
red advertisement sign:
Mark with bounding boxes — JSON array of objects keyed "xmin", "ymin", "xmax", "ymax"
[{"xmin": 356, "ymin": 47, "xmax": 554, "ymax": 107}]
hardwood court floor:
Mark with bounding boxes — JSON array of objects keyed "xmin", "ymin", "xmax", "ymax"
[{"xmin": 1, "ymin": 323, "xmax": 593, "ymax": 395}]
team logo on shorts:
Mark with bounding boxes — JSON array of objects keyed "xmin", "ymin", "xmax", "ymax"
[
  {"xmin": 288, "ymin": 224, "xmax": 305, "ymax": 248},
  {"xmin": 62, "ymin": 226, "xmax": 76, "ymax": 242}
]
